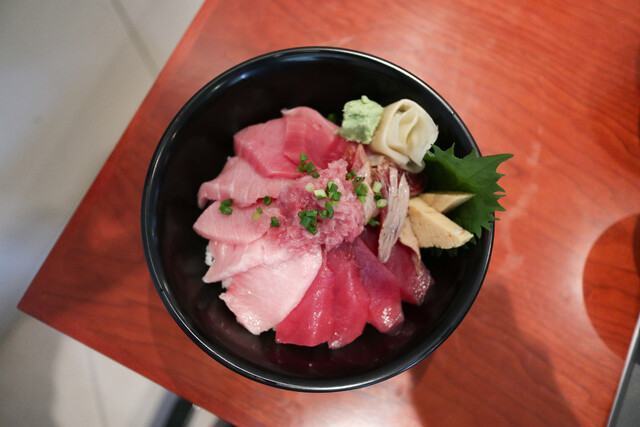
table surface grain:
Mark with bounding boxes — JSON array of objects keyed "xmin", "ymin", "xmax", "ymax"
[{"xmin": 19, "ymin": 0, "xmax": 640, "ymax": 425}]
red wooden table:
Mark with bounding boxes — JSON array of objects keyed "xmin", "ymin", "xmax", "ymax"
[{"xmin": 19, "ymin": 1, "xmax": 640, "ymax": 425}]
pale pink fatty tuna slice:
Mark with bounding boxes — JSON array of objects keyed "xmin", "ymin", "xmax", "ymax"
[
  {"xmin": 193, "ymin": 201, "xmax": 277, "ymax": 245},
  {"xmin": 203, "ymin": 232, "xmax": 296, "ymax": 283},
  {"xmin": 197, "ymin": 157, "xmax": 293, "ymax": 208},
  {"xmin": 275, "ymin": 256, "xmax": 335, "ymax": 346},
  {"xmin": 234, "ymin": 118, "xmax": 301, "ymax": 178},
  {"xmin": 282, "ymin": 107, "xmax": 352, "ymax": 169},
  {"xmin": 326, "ymin": 244, "xmax": 370, "ymax": 349},
  {"xmin": 350, "ymin": 238, "xmax": 404, "ymax": 333},
  {"xmin": 220, "ymin": 245, "xmax": 323, "ymax": 335}
]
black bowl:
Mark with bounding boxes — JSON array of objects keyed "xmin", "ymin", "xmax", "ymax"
[{"xmin": 141, "ymin": 47, "xmax": 492, "ymax": 392}]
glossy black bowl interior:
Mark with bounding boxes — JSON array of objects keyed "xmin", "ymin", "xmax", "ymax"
[{"xmin": 142, "ymin": 47, "xmax": 492, "ymax": 392}]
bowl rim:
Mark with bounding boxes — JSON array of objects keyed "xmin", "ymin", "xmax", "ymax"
[{"xmin": 141, "ymin": 46, "xmax": 494, "ymax": 392}]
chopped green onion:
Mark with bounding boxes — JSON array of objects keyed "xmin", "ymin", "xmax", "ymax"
[
  {"xmin": 298, "ymin": 209, "xmax": 318, "ymax": 218},
  {"xmin": 270, "ymin": 216, "xmax": 280, "ymax": 227},
  {"xmin": 257, "ymin": 207, "xmax": 263, "ymax": 214},
  {"xmin": 353, "ymin": 176, "xmax": 365, "ymax": 184},
  {"xmin": 328, "ymin": 200, "xmax": 339, "ymax": 206},
  {"xmin": 376, "ymin": 199, "xmax": 387, "ymax": 208},
  {"xmin": 305, "ymin": 183, "xmax": 315, "ymax": 192},
  {"xmin": 298, "ymin": 209, "xmax": 319, "ymax": 234},
  {"xmin": 374, "ymin": 192, "xmax": 383, "ymax": 201},
  {"xmin": 300, "ymin": 216, "xmax": 312, "ymax": 227},
  {"xmin": 297, "ymin": 153, "xmax": 309, "ymax": 173},
  {"xmin": 311, "ymin": 171, "xmax": 320, "ymax": 179},
  {"xmin": 368, "ymin": 218, "xmax": 380, "ymax": 226},
  {"xmin": 324, "ymin": 201, "xmax": 335, "ymax": 219},
  {"xmin": 357, "ymin": 195, "xmax": 366, "ymax": 203},
  {"xmin": 345, "ymin": 170, "xmax": 357, "ymax": 180},
  {"xmin": 219, "ymin": 199, "xmax": 233, "ymax": 214},
  {"xmin": 304, "ymin": 162, "xmax": 316, "ymax": 173},
  {"xmin": 262, "ymin": 196, "xmax": 272, "ymax": 205},
  {"xmin": 325, "ymin": 179, "xmax": 342, "ymax": 202},
  {"xmin": 354, "ymin": 183, "xmax": 368, "ymax": 197},
  {"xmin": 372, "ymin": 181, "xmax": 382, "ymax": 192},
  {"xmin": 314, "ymin": 189, "xmax": 327, "ymax": 199}
]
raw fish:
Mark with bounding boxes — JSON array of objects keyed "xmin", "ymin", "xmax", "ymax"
[
  {"xmin": 359, "ymin": 226, "xmax": 433, "ymax": 305},
  {"xmin": 326, "ymin": 244, "xmax": 370, "ymax": 349},
  {"xmin": 220, "ymin": 245, "xmax": 322, "ymax": 335},
  {"xmin": 193, "ymin": 106, "xmax": 436, "ymax": 348},
  {"xmin": 203, "ymin": 232, "xmax": 296, "ymax": 283},
  {"xmin": 276, "ymin": 159, "xmax": 364, "ymax": 250},
  {"xmin": 275, "ymin": 257, "xmax": 335, "ymax": 346},
  {"xmin": 197, "ymin": 157, "xmax": 293, "ymax": 208},
  {"xmin": 385, "ymin": 241, "xmax": 433, "ymax": 305},
  {"xmin": 193, "ymin": 201, "xmax": 278, "ymax": 245},
  {"xmin": 282, "ymin": 107, "xmax": 351, "ymax": 168},
  {"xmin": 234, "ymin": 118, "xmax": 300, "ymax": 178},
  {"xmin": 350, "ymin": 238, "xmax": 404, "ymax": 333}
]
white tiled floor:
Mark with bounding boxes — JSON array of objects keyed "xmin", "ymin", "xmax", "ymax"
[{"xmin": 0, "ymin": 0, "xmax": 226, "ymax": 425}]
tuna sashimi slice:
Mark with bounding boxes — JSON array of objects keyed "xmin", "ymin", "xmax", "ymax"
[
  {"xmin": 203, "ymin": 233, "xmax": 296, "ymax": 283},
  {"xmin": 358, "ymin": 224, "xmax": 379, "ymax": 252},
  {"xmin": 326, "ymin": 244, "xmax": 370, "ymax": 349},
  {"xmin": 385, "ymin": 241, "xmax": 433, "ymax": 305},
  {"xmin": 351, "ymin": 238, "xmax": 405, "ymax": 333},
  {"xmin": 197, "ymin": 157, "xmax": 293, "ymax": 208},
  {"xmin": 220, "ymin": 245, "xmax": 323, "ymax": 335},
  {"xmin": 234, "ymin": 117, "xmax": 301, "ymax": 178},
  {"xmin": 359, "ymin": 226, "xmax": 433, "ymax": 305},
  {"xmin": 275, "ymin": 256, "xmax": 335, "ymax": 347},
  {"xmin": 282, "ymin": 107, "xmax": 352, "ymax": 169},
  {"xmin": 193, "ymin": 201, "xmax": 277, "ymax": 245}
]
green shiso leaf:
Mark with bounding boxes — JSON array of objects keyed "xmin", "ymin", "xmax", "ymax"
[{"xmin": 423, "ymin": 145, "xmax": 513, "ymax": 239}]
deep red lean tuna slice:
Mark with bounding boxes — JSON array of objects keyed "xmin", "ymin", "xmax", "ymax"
[
  {"xmin": 234, "ymin": 118, "xmax": 301, "ymax": 178},
  {"xmin": 197, "ymin": 157, "xmax": 293, "ymax": 208},
  {"xmin": 203, "ymin": 232, "xmax": 296, "ymax": 283},
  {"xmin": 326, "ymin": 244, "xmax": 370, "ymax": 349},
  {"xmin": 275, "ymin": 256, "xmax": 335, "ymax": 346},
  {"xmin": 219, "ymin": 244, "xmax": 323, "ymax": 335},
  {"xmin": 193, "ymin": 201, "xmax": 278, "ymax": 245},
  {"xmin": 359, "ymin": 226, "xmax": 433, "ymax": 305},
  {"xmin": 385, "ymin": 241, "xmax": 433, "ymax": 305},
  {"xmin": 358, "ymin": 225, "xmax": 379, "ymax": 252},
  {"xmin": 351, "ymin": 238, "xmax": 405, "ymax": 333},
  {"xmin": 282, "ymin": 107, "xmax": 351, "ymax": 169}
]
